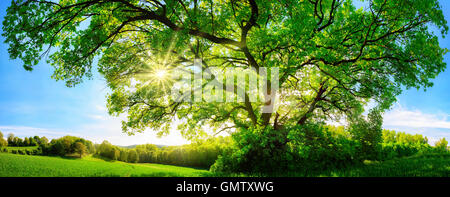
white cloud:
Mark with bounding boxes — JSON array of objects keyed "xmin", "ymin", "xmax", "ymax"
[
  {"xmin": 383, "ymin": 105, "xmax": 450, "ymax": 129},
  {"xmin": 0, "ymin": 126, "xmax": 76, "ymax": 139},
  {"xmin": 0, "ymin": 113, "xmax": 189, "ymax": 146},
  {"xmin": 87, "ymin": 114, "xmax": 108, "ymax": 121},
  {"xmin": 75, "ymin": 114, "xmax": 189, "ymax": 146},
  {"xmin": 94, "ymin": 105, "xmax": 107, "ymax": 112}
]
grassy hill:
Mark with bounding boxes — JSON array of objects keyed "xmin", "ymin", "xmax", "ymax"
[{"xmin": 0, "ymin": 153, "xmax": 211, "ymax": 177}]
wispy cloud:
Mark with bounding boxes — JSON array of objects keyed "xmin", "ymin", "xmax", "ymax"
[
  {"xmin": 77, "ymin": 114, "xmax": 189, "ymax": 146},
  {"xmin": 384, "ymin": 105, "xmax": 450, "ymax": 129},
  {"xmin": 86, "ymin": 114, "xmax": 108, "ymax": 121},
  {"xmin": 94, "ymin": 105, "xmax": 107, "ymax": 112},
  {"xmin": 0, "ymin": 113, "xmax": 189, "ymax": 146},
  {"xmin": 0, "ymin": 126, "xmax": 76, "ymax": 139}
]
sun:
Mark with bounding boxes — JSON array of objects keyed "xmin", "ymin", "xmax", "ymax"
[
  {"xmin": 154, "ymin": 69, "xmax": 167, "ymax": 79},
  {"xmin": 145, "ymin": 66, "xmax": 174, "ymax": 89}
]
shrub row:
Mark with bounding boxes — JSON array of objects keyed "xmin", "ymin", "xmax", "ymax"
[{"xmin": 1, "ymin": 148, "xmax": 41, "ymax": 155}]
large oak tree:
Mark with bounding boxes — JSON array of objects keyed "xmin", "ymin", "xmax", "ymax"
[{"xmin": 2, "ymin": 0, "xmax": 448, "ymax": 139}]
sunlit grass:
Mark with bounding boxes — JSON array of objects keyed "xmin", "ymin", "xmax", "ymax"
[
  {"xmin": 0, "ymin": 153, "xmax": 211, "ymax": 177},
  {"xmin": 213, "ymin": 154, "xmax": 450, "ymax": 177},
  {"xmin": 2, "ymin": 152, "xmax": 448, "ymax": 177}
]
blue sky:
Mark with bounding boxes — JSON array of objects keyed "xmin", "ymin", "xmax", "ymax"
[{"xmin": 1, "ymin": 1, "xmax": 450, "ymax": 145}]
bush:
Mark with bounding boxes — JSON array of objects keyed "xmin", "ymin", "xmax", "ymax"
[
  {"xmin": 379, "ymin": 142, "xmax": 432, "ymax": 160},
  {"xmin": 39, "ymin": 144, "xmax": 50, "ymax": 155},
  {"xmin": 435, "ymin": 138, "xmax": 448, "ymax": 153},
  {"xmin": 128, "ymin": 149, "xmax": 139, "ymax": 163},
  {"xmin": 42, "ymin": 136, "xmax": 95, "ymax": 156},
  {"xmin": 287, "ymin": 124, "xmax": 361, "ymax": 172},
  {"xmin": 119, "ymin": 150, "xmax": 128, "ymax": 162},
  {"xmin": 348, "ymin": 110, "xmax": 383, "ymax": 160},
  {"xmin": 210, "ymin": 126, "xmax": 291, "ymax": 174},
  {"xmin": 378, "ymin": 130, "xmax": 436, "ymax": 160},
  {"xmin": 211, "ymin": 124, "xmax": 360, "ymax": 175}
]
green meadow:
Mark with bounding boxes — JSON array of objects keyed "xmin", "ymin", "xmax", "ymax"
[
  {"xmin": 0, "ymin": 153, "xmax": 211, "ymax": 177},
  {"xmin": 1, "ymin": 152, "xmax": 449, "ymax": 177}
]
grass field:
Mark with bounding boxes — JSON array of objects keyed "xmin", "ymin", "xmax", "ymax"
[
  {"xmin": 0, "ymin": 153, "xmax": 211, "ymax": 177},
  {"xmin": 1, "ymin": 153, "xmax": 449, "ymax": 177},
  {"xmin": 328, "ymin": 154, "xmax": 450, "ymax": 177},
  {"xmin": 244, "ymin": 154, "xmax": 450, "ymax": 177}
]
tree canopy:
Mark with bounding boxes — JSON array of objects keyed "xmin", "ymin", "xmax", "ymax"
[{"xmin": 3, "ymin": 0, "xmax": 448, "ymax": 139}]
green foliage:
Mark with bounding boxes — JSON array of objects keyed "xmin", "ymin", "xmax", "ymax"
[
  {"xmin": 97, "ymin": 141, "xmax": 117, "ymax": 159},
  {"xmin": 73, "ymin": 142, "xmax": 87, "ymax": 158},
  {"xmin": 382, "ymin": 130, "xmax": 429, "ymax": 144},
  {"xmin": 119, "ymin": 150, "xmax": 128, "ymax": 162},
  {"xmin": 380, "ymin": 142, "xmax": 432, "ymax": 160},
  {"xmin": 377, "ymin": 130, "xmax": 448, "ymax": 160},
  {"xmin": 6, "ymin": 133, "xmax": 47, "ymax": 147},
  {"xmin": 435, "ymin": 138, "xmax": 449, "ymax": 153},
  {"xmin": 349, "ymin": 110, "xmax": 383, "ymax": 160},
  {"xmin": 2, "ymin": 0, "xmax": 448, "ymax": 138},
  {"xmin": 211, "ymin": 124, "xmax": 359, "ymax": 175},
  {"xmin": 212, "ymin": 126, "xmax": 290, "ymax": 174},
  {"xmin": 212, "ymin": 124, "xmax": 447, "ymax": 175},
  {"xmin": 0, "ymin": 131, "xmax": 7, "ymax": 147},
  {"xmin": 96, "ymin": 137, "xmax": 230, "ymax": 168},
  {"xmin": 287, "ymin": 124, "xmax": 361, "ymax": 170},
  {"xmin": 41, "ymin": 136, "xmax": 95, "ymax": 157},
  {"xmin": 127, "ymin": 149, "xmax": 139, "ymax": 163},
  {"xmin": 2, "ymin": 0, "xmax": 450, "ymax": 177}
]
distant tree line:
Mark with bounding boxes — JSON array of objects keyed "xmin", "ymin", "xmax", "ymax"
[
  {"xmin": 40, "ymin": 136, "xmax": 95, "ymax": 157},
  {"xmin": 380, "ymin": 130, "xmax": 448, "ymax": 159},
  {"xmin": 5, "ymin": 133, "xmax": 48, "ymax": 147},
  {"xmin": 0, "ymin": 131, "xmax": 48, "ymax": 147},
  {"xmin": 95, "ymin": 137, "xmax": 231, "ymax": 169}
]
